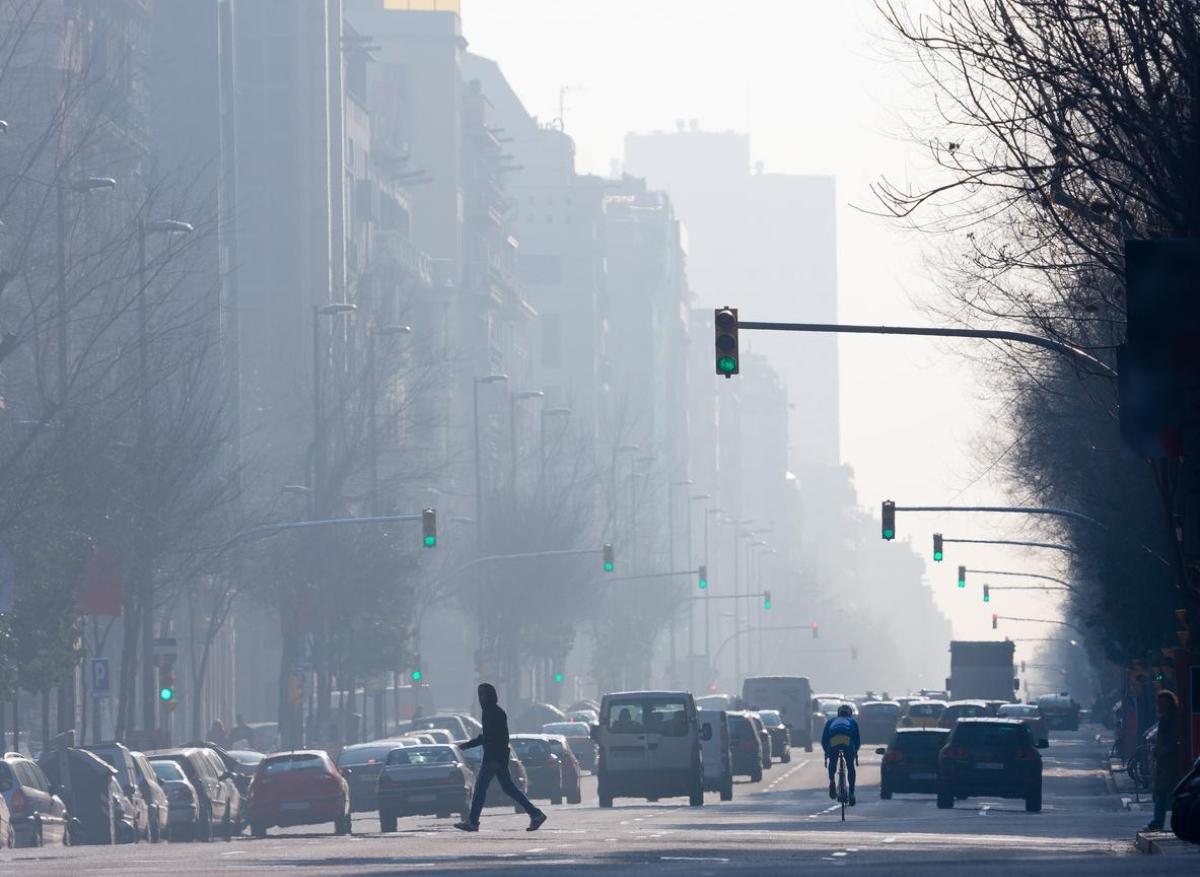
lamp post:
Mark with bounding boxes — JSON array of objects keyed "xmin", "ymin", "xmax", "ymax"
[
  {"xmin": 685, "ymin": 494, "xmax": 710, "ymax": 676},
  {"xmin": 135, "ymin": 216, "xmax": 195, "ymax": 738},
  {"xmin": 703, "ymin": 507, "xmax": 723, "ymax": 667},
  {"xmin": 312, "ymin": 303, "xmax": 357, "ymax": 517},
  {"xmin": 509, "ymin": 390, "xmax": 544, "ymax": 491},
  {"xmin": 666, "ymin": 479, "xmax": 692, "ymax": 685},
  {"xmin": 472, "ymin": 374, "xmax": 508, "ymax": 544},
  {"xmin": 367, "ymin": 324, "xmax": 411, "ymax": 515}
]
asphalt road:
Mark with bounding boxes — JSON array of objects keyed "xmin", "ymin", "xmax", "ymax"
[{"xmin": 2, "ymin": 729, "xmax": 1180, "ymax": 875}]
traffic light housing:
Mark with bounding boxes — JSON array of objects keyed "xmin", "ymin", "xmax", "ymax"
[
  {"xmin": 602, "ymin": 543, "xmax": 614, "ymax": 572},
  {"xmin": 698, "ymin": 564, "xmax": 708, "ymax": 590},
  {"xmin": 933, "ymin": 533, "xmax": 944, "ymax": 562},
  {"xmin": 422, "ymin": 507, "xmax": 437, "ymax": 547},
  {"xmin": 983, "ymin": 583, "xmax": 990, "ymax": 603},
  {"xmin": 553, "ymin": 672, "xmax": 565, "ymax": 684},
  {"xmin": 158, "ymin": 668, "xmax": 176, "ymax": 707},
  {"xmin": 811, "ymin": 622, "xmax": 819, "ymax": 639},
  {"xmin": 763, "ymin": 589, "xmax": 772, "ymax": 610},
  {"xmin": 714, "ymin": 307, "xmax": 739, "ymax": 377},
  {"xmin": 992, "ymin": 613, "xmax": 998, "ymax": 630},
  {"xmin": 957, "ymin": 566, "xmax": 967, "ymax": 589},
  {"xmin": 882, "ymin": 500, "xmax": 896, "ymax": 540}
]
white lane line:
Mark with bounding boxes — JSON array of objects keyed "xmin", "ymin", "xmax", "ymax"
[
  {"xmin": 661, "ymin": 857, "xmax": 731, "ymax": 863},
  {"xmin": 883, "ymin": 836, "xmax": 897, "ymax": 844},
  {"xmin": 526, "ymin": 847, "xmax": 546, "ymax": 853},
  {"xmin": 979, "ymin": 804, "xmax": 991, "ymax": 817},
  {"xmin": 832, "ymin": 851, "xmax": 848, "ymax": 857},
  {"xmin": 765, "ymin": 759, "xmax": 810, "ymax": 790}
]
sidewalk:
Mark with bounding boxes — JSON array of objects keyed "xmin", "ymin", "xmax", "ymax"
[{"xmin": 1135, "ymin": 830, "xmax": 1200, "ymax": 855}]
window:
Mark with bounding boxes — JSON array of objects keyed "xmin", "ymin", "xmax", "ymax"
[
  {"xmin": 606, "ymin": 702, "xmax": 645, "ymax": 734},
  {"xmin": 338, "ymin": 747, "xmax": 395, "ymax": 767},
  {"xmin": 261, "ymin": 755, "xmax": 325, "ymax": 775},
  {"xmin": 953, "ymin": 723, "xmax": 1028, "ymax": 749},
  {"xmin": 644, "ymin": 702, "xmax": 689, "ymax": 737},
  {"xmin": 0, "ymin": 765, "xmax": 13, "ymax": 793},
  {"xmin": 387, "ymin": 747, "xmax": 455, "ymax": 766},
  {"xmin": 150, "ymin": 760, "xmax": 185, "ymax": 783}
]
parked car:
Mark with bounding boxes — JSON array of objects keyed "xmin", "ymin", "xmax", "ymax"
[
  {"xmin": 420, "ymin": 729, "xmax": 455, "ymax": 745},
  {"xmin": 184, "ymin": 741, "xmax": 256, "ymax": 812},
  {"xmin": 937, "ymin": 700, "xmax": 991, "ymax": 730},
  {"xmin": 726, "ymin": 710, "xmax": 764, "ymax": 783},
  {"xmin": 84, "ymin": 743, "xmax": 148, "ymax": 841},
  {"xmin": 748, "ymin": 713, "xmax": 773, "ymax": 771},
  {"xmin": 147, "ymin": 748, "xmax": 240, "ymax": 840},
  {"xmin": 148, "ymin": 758, "xmax": 200, "ymax": 841},
  {"xmin": 226, "ymin": 750, "xmax": 266, "ymax": 770},
  {"xmin": 460, "ymin": 746, "xmax": 529, "ymax": 811},
  {"xmin": 38, "ymin": 747, "xmax": 122, "ymax": 845},
  {"xmin": 900, "ymin": 700, "xmax": 947, "ymax": 729},
  {"xmin": 858, "ymin": 701, "xmax": 902, "ymax": 744},
  {"xmin": 756, "ymin": 710, "xmax": 792, "ymax": 763},
  {"xmin": 996, "ymin": 703, "xmax": 1049, "ymax": 746},
  {"xmin": 248, "ymin": 750, "xmax": 351, "ymax": 838},
  {"xmin": 1035, "ymin": 693, "xmax": 1080, "ymax": 731},
  {"xmin": 0, "ymin": 752, "xmax": 67, "ymax": 847},
  {"xmin": 337, "ymin": 742, "xmax": 403, "ymax": 812},
  {"xmin": 698, "ymin": 709, "xmax": 734, "ymax": 801},
  {"xmin": 876, "ymin": 728, "xmax": 950, "ymax": 798},
  {"xmin": 540, "ymin": 735, "xmax": 583, "ymax": 804},
  {"xmin": 130, "ymin": 751, "xmax": 169, "ymax": 842},
  {"xmin": 937, "ymin": 718, "xmax": 1046, "ymax": 811},
  {"xmin": 510, "ymin": 735, "xmax": 564, "ymax": 804},
  {"xmin": 376, "ymin": 745, "xmax": 473, "ymax": 831},
  {"xmin": 542, "ymin": 721, "xmax": 597, "ymax": 772}
]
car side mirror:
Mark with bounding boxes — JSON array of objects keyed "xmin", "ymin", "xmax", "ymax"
[
  {"xmin": 875, "ymin": 747, "xmax": 886, "ymax": 756},
  {"xmin": 589, "ymin": 724, "xmax": 601, "ymax": 742},
  {"xmin": 1036, "ymin": 739, "xmax": 1049, "ymax": 749},
  {"xmin": 700, "ymin": 723, "xmax": 713, "ymax": 742},
  {"xmin": 341, "ymin": 767, "xmax": 353, "ymax": 777}
]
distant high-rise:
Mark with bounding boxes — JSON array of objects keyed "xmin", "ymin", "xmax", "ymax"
[{"xmin": 625, "ymin": 128, "xmax": 839, "ymax": 469}]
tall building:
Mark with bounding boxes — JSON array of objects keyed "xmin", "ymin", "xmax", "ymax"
[{"xmin": 624, "ymin": 126, "xmax": 840, "ymax": 470}]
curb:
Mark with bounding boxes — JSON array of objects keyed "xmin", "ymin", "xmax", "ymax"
[{"xmin": 1135, "ymin": 831, "xmax": 1200, "ymax": 855}]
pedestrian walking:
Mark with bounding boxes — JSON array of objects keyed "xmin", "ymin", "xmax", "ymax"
[
  {"xmin": 455, "ymin": 683, "xmax": 546, "ymax": 832},
  {"xmin": 1144, "ymin": 690, "xmax": 1181, "ymax": 832}
]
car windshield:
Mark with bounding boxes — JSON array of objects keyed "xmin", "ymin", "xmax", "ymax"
[
  {"xmin": 511, "ymin": 739, "xmax": 549, "ymax": 759},
  {"xmin": 260, "ymin": 754, "xmax": 325, "ymax": 774},
  {"xmin": 388, "ymin": 746, "xmax": 456, "ymax": 766},
  {"xmin": 949, "ymin": 704, "xmax": 986, "ymax": 716},
  {"xmin": 543, "ymin": 722, "xmax": 589, "ymax": 736},
  {"xmin": 150, "ymin": 760, "xmax": 185, "ymax": 782},
  {"xmin": 227, "ymin": 750, "xmax": 264, "ymax": 766},
  {"xmin": 758, "ymin": 710, "xmax": 782, "ymax": 726},
  {"xmin": 338, "ymin": 746, "xmax": 395, "ymax": 767},
  {"xmin": 953, "ymin": 723, "xmax": 1029, "ymax": 748},
  {"xmin": 861, "ymin": 703, "xmax": 900, "ymax": 718},
  {"xmin": 998, "ymin": 705, "xmax": 1038, "ymax": 718}
]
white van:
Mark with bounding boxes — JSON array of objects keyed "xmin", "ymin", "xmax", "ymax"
[
  {"xmin": 741, "ymin": 676, "xmax": 814, "ymax": 752},
  {"xmin": 697, "ymin": 709, "xmax": 734, "ymax": 801},
  {"xmin": 593, "ymin": 691, "xmax": 704, "ymax": 808}
]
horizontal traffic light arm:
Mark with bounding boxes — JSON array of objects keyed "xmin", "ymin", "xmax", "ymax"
[
  {"xmin": 218, "ymin": 513, "xmax": 434, "ymax": 551},
  {"xmin": 683, "ymin": 591, "xmax": 770, "ymax": 603},
  {"xmin": 600, "ymin": 567, "xmax": 705, "ymax": 583},
  {"xmin": 735, "ymin": 319, "xmax": 1115, "ymax": 378},
  {"xmin": 711, "ymin": 624, "xmax": 821, "ymax": 664},
  {"xmin": 992, "ymin": 614, "xmax": 1084, "ymax": 634},
  {"xmin": 966, "ymin": 569, "xmax": 1077, "ymax": 593},
  {"xmin": 943, "ymin": 537, "xmax": 1079, "ymax": 554}
]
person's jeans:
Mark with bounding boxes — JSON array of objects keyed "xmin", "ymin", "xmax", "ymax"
[
  {"xmin": 468, "ymin": 757, "xmax": 539, "ymax": 823},
  {"xmin": 1149, "ymin": 790, "xmax": 1169, "ymax": 829},
  {"xmin": 826, "ymin": 747, "xmax": 857, "ymax": 793}
]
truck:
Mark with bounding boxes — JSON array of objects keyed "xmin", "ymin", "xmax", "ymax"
[
  {"xmin": 947, "ymin": 641, "xmax": 1019, "ymax": 703},
  {"xmin": 741, "ymin": 676, "xmax": 814, "ymax": 751}
]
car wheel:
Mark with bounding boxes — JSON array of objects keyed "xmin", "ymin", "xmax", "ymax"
[
  {"xmin": 720, "ymin": 780, "xmax": 733, "ymax": 802},
  {"xmin": 149, "ymin": 814, "xmax": 160, "ymax": 844},
  {"xmin": 936, "ymin": 787, "xmax": 955, "ymax": 809},
  {"xmin": 750, "ymin": 767, "xmax": 762, "ymax": 783},
  {"xmin": 804, "ymin": 741, "xmax": 814, "ymax": 753},
  {"xmin": 599, "ymin": 794, "xmax": 613, "ymax": 808},
  {"xmin": 251, "ymin": 822, "xmax": 267, "ymax": 839},
  {"xmin": 568, "ymin": 788, "xmax": 582, "ymax": 805},
  {"xmin": 880, "ymin": 787, "xmax": 892, "ymax": 800},
  {"xmin": 551, "ymin": 788, "xmax": 563, "ymax": 806},
  {"xmin": 379, "ymin": 812, "xmax": 397, "ymax": 833},
  {"xmin": 782, "ymin": 752, "xmax": 791, "ymax": 764},
  {"xmin": 689, "ymin": 785, "xmax": 704, "ymax": 807},
  {"xmin": 1025, "ymin": 789, "xmax": 1042, "ymax": 813}
]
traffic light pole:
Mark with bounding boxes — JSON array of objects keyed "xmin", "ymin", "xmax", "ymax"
[
  {"xmin": 712, "ymin": 624, "xmax": 821, "ymax": 667},
  {"xmin": 945, "ymin": 537, "xmax": 1079, "ymax": 554},
  {"xmin": 993, "ymin": 615, "xmax": 1085, "ymax": 634},
  {"xmin": 968, "ymin": 569, "xmax": 1076, "ymax": 592}
]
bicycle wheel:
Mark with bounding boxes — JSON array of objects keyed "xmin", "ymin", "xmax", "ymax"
[
  {"xmin": 838, "ymin": 757, "xmax": 848, "ymax": 821},
  {"xmin": 1128, "ymin": 745, "xmax": 1151, "ymax": 792}
]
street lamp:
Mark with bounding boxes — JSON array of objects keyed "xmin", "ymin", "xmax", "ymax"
[
  {"xmin": 312, "ymin": 302, "xmax": 358, "ymax": 515},
  {"xmin": 368, "ymin": 324, "xmax": 413, "ymax": 514},
  {"xmin": 509, "ymin": 390, "xmax": 545, "ymax": 489},
  {"xmin": 473, "ymin": 374, "xmax": 508, "ymax": 543}
]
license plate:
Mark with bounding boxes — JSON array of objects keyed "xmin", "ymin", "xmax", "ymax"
[
  {"xmin": 976, "ymin": 762, "xmax": 1004, "ymax": 770},
  {"xmin": 910, "ymin": 772, "xmax": 936, "ymax": 780},
  {"xmin": 281, "ymin": 802, "xmax": 310, "ymax": 811},
  {"xmin": 408, "ymin": 793, "xmax": 436, "ymax": 802}
]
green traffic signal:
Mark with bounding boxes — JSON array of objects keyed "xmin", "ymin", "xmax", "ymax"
[
  {"xmin": 698, "ymin": 564, "xmax": 708, "ymax": 590},
  {"xmin": 717, "ymin": 355, "xmax": 737, "ymax": 374},
  {"xmin": 933, "ymin": 533, "xmax": 944, "ymax": 562},
  {"xmin": 553, "ymin": 672, "xmax": 564, "ymax": 684},
  {"xmin": 423, "ymin": 534, "xmax": 436, "ymax": 547},
  {"xmin": 410, "ymin": 669, "xmax": 423, "ymax": 682},
  {"xmin": 983, "ymin": 584, "xmax": 990, "ymax": 603},
  {"xmin": 602, "ymin": 543, "xmax": 614, "ymax": 572},
  {"xmin": 159, "ymin": 686, "xmax": 175, "ymax": 703},
  {"xmin": 763, "ymin": 589, "xmax": 772, "ymax": 610},
  {"xmin": 957, "ymin": 565, "xmax": 967, "ymax": 589}
]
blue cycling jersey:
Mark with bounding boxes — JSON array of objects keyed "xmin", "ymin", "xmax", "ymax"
[{"xmin": 821, "ymin": 716, "xmax": 861, "ymax": 755}]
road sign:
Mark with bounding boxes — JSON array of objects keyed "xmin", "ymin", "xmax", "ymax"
[{"xmin": 90, "ymin": 658, "xmax": 111, "ymax": 698}]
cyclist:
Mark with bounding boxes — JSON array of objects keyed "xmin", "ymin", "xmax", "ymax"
[{"xmin": 822, "ymin": 703, "xmax": 861, "ymax": 806}]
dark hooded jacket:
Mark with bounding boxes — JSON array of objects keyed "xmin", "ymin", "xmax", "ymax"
[{"xmin": 461, "ymin": 683, "xmax": 510, "ymax": 765}]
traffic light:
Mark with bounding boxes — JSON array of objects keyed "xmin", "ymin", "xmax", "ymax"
[
  {"xmin": 881, "ymin": 500, "xmax": 896, "ymax": 540},
  {"xmin": 422, "ymin": 507, "xmax": 437, "ymax": 547},
  {"xmin": 957, "ymin": 566, "xmax": 967, "ymax": 589},
  {"xmin": 811, "ymin": 622, "xmax": 819, "ymax": 639},
  {"xmin": 983, "ymin": 583, "xmax": 990, "ymax": 603},
  {"xmin": 933, "ymin": 533, "xmax": 944, "ymax": 562},
  {"xmin": 553, "ymin": 672, "xmax": 565, "ymax": 684},
  {"xmin": 158, "ymin": 668, "xmax": 176, "ymax": 706},
  {"xmin": 698, "ymin": 564, "xmax": 708, "ymax": 590},
  {"xmin": 602, "ymin": 543, "xmax": 614, "ymax": 572},
  {"xmin": 763, "ymin": 589, "xmax": 772, "ymax": 610},
  {"xmin": 714, "ymin": 307, "xmax": 739, "ymax": 377},
  {"xmin": 410, "ymin": 668, "xmax": 423, "ymax": 682},
  {"xmin": 992, "ymin": 613, "xmax": 998, "ymax": 630}
]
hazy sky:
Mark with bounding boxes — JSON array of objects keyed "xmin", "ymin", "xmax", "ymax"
[{"xmin": 461, "ymin": 0, "xmax": 1073, "ymax": 650}]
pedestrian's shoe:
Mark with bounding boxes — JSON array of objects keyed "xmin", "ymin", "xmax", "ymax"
[
  {"xmin": 828, "ymin": 781, "xmax": 836, "ymax": 799},
  {"xmin": 849, "ymin": 792, "xmax": 856, "ymax": 807},
  {"xmin": 453, "ymin": 821, "xmax": 479, "ymax": 832},
  {"xmin": 527, "ymin": 811, "xmax": 547, "ymax": 832}
]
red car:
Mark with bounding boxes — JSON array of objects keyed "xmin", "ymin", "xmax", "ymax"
[{"xmin": 248, "ymin": 751, "xmax": 351, "ymax": 838}]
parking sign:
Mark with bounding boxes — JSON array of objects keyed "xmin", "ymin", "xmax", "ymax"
[{"xmin": 90, "ymin": 657, "xmax": 111, "ymax": 698}]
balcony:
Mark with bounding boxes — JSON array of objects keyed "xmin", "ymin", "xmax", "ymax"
[{"xmin": 373, "ymin": 229, "xmax": 433, "ymax": 287}]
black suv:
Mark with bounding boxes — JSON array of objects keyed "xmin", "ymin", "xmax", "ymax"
[
  {"xmin": 937, "ymin": 718, "xmax": 1046, "ymax": 812},
  {"xmin": 877, "ymin": 728, "xmax": 949, "ymax": 798}
]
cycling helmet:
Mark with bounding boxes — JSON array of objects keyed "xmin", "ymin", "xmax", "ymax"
[{"xmin": 837, "ymin": 704, "xmax": 854, "ymax": 718}]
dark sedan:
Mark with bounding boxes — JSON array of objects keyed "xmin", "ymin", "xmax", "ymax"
[
  {"xmin": 337, "ymin": 743, "xmax": 404, "ymax": 812},
  {"xmin": 376, "ymin": 745, "xmax": 472, "ymax": 831},
  {"xmin": 877, "ymin": 728, "xmax": 949, "ymax": 798},
  {"xmin": 510, "ymin": 736, "xmax": 564, "ymax": 804}
]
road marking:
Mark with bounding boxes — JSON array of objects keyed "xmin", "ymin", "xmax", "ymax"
[
  {"xmin": 979, "ymin": 804, "xmax": 991, "ymax": 817},
  {"xmin": 765, "ymin": 759, "xmax": 810, "ymax": 790},
  {"xmin": 661, "ymin": 856, "xmax": 731, "ymax": 863},
  {"xmin": 832, "ymin": 850, "xmax": 848, "ymax": 857},
  {"xmin": 883, "ymin": 836, "xmax": 896, "ymax": 843},
  {"xmin": 526, "ymin": 847, "xmax": 546, "ymax": 853}
]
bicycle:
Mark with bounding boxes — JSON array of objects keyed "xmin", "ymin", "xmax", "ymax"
[{"xmin": 832, "ymin": 750, "xmax": 850, "ymax": 821}]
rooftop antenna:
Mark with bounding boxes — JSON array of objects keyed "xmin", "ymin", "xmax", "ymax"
[{"xmin": 557, "ymin": 84, "xmax": 584, "ymax": 131}]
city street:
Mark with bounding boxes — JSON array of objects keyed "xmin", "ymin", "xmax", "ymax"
[{"xmin": 3, "ymin": 731, "xmax": 1175, "ymax": 875}]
